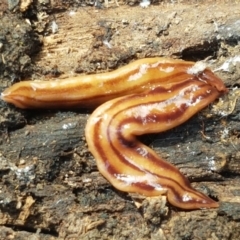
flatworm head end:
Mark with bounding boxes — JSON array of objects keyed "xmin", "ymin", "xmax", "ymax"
[{"xmin": 1, "ymin": 82, "xmax": 31, "ymax": 109}]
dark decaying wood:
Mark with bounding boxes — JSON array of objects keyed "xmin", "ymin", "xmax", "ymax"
[{"xmin": 0, "ymin": 1, "xmax": 240, "ymax": 239}]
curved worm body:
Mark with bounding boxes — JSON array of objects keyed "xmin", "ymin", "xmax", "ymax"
[
  {"xmin": 86, "ymin": 78, "xmax": 224, "ymax": 209},
  {"xmin": 1, "ymin": 58, "xmax": 227, "ymax": 209}
]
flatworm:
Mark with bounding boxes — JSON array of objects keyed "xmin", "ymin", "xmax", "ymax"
[{"xmin": 1, "ymin": 58, "xmax": 227, "ymax": 209}]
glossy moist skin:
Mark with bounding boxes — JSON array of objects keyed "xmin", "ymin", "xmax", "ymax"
[
  {"xmin": 1, "ymin": 58, "xmax": 226, "ymax": 109},
  {"xmin": 1, "ymin": 58, "xmax": 227, "ymax": 209}
]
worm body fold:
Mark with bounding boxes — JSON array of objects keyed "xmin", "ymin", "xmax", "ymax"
[{"xmin": 1, "ymin": 58, "xmax": 227, "ymax": 209}]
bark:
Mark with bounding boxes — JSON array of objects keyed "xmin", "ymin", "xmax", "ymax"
[{"xmin": 0, "ymin": 1, "xmax": 240, "ymax": 239}]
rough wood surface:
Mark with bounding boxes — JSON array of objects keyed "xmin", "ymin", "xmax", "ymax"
[{"xmin": 0, "ymin": 1, "xmax": 240, "ymax": 239}]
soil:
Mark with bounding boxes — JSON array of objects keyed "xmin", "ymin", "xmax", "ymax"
[{"xmin": 0, "ymin": 0, "xmax": 240, "ymax": 239}]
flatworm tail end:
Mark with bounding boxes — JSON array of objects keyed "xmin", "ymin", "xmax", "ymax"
[{"xmin": 86, "ymin": 70, "xmax": 226, "ymax": 210}]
